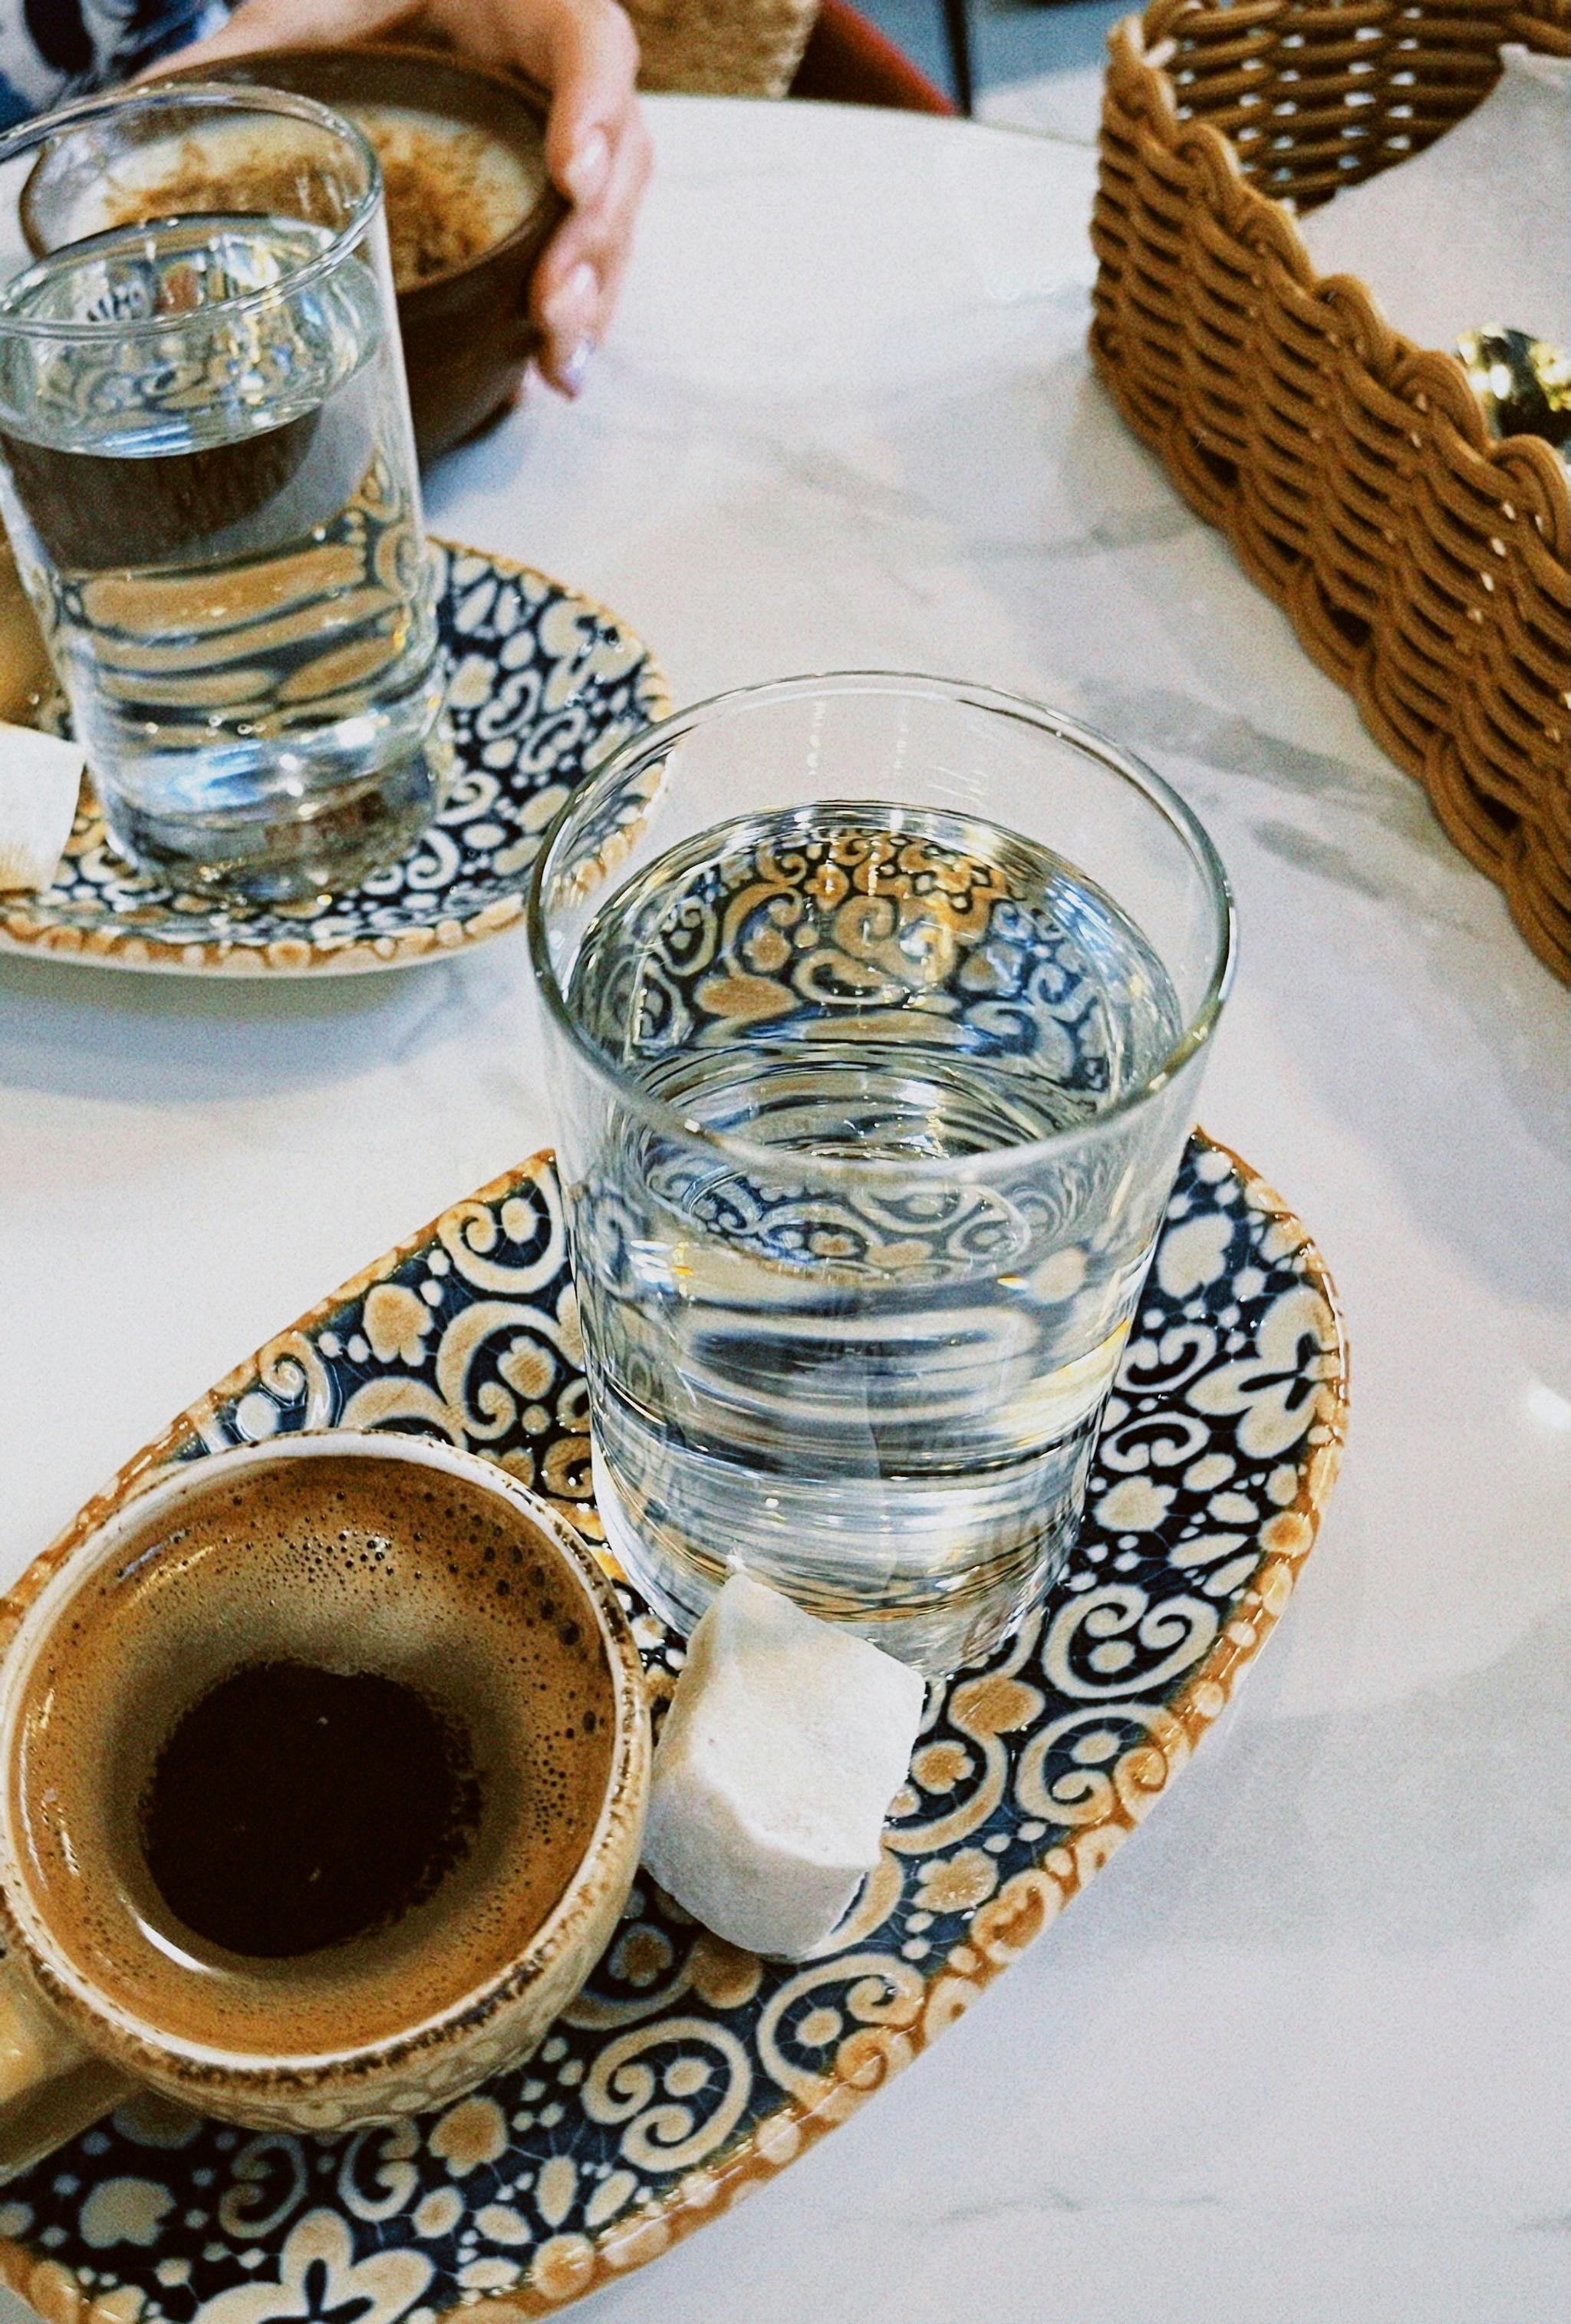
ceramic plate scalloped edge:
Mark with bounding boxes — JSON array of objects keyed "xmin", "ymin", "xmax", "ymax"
[
  {"xmin": 0, "ymin": 541, "xmax": 670, "ymax": 977},
  {"xmin": 0, "ymin": 1132, "xmax": 1347, "ymax": 2324}
]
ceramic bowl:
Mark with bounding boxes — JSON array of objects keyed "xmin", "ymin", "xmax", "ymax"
[{"xmin": 20, "ymin": 45, "xmax": 565, "ymax": 465}]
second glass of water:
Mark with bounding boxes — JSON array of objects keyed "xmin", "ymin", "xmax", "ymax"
[
  {"xmin": 532, "ymin": 675, "xmax": 1234, "ymax": 1675},
  {"xmin": 0, "ymin": 85, "xmax": 443, "ymax": 900}
]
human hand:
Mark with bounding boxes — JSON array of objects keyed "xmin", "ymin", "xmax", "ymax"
[{"xmin": 170, "ymin": 0, "xmax": 650, "ymax": 395}]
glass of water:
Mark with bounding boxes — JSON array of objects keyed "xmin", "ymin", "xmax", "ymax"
[
  {"xmin": 530, "ymin": 675, "xmax": 1236, "ymax": 1676},
  {"xmin": 0, "ymin": 84, "xmax": 443, "ymax": 900}
]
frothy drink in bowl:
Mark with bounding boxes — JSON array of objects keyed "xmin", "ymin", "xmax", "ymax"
[
  {"xmin": 344, "ymin": 106, "xmax": 548, "ymax": 289},
  {"xmin": 0, "ymin": 1436, "xmax": 649, "ymax": 2167},
  {"xmin": 35, "ymin": 105, "xmax": 548, "ymax": 297},
  {"xmin": 111, "ymin": 48, "xmax": 567, "ymax": 465},
  {"xmin": 0, "ymin": 86, "xmax": 444, "ymax": 900}
]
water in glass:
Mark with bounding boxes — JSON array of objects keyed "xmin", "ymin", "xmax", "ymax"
[
  {"xmin": 567, "ymin": 801, "xmax": 1186, "ymax": 1671},
  {"xmin": 0, "ymin": 210, "xmax": 441, "ymax": 895}
]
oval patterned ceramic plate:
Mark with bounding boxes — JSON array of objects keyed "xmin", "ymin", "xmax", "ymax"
[
  {"xmin": 0, "ymin": 1136, "xmax": 1346, "ymax": 2324},
  {"xmin": 0, "ymin": 543, "xmax": 668, "ymax": 977}
]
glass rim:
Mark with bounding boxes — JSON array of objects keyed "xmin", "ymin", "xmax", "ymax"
[
  {"xmin": 527, "ymin": 670, "xmax": 1237, "ymax": 1185},
  {"xmin": 0, "ymin": 81, "xmax": 382, "ymax": 344}
]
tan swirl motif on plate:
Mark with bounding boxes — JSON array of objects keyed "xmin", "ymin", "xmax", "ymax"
[
  {"xmin": 0, "ymin": 544, "xmax": 668, "ymax": 976},
  {"xmin": 0, "ymin": 1132, "xmax": 1346, "ymax": 2324}
]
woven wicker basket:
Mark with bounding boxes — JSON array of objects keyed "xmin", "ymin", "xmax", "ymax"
[
  {"xmin": 624, "ymin": 0, "xmax": 820, "ymax": 98},
  {"xmin": 1091, "ymin": 0, "xmax": 1571, "ymax": 980}
]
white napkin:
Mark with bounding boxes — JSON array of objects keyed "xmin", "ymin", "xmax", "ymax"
[
  {"xmin": 1296, "ymin": 47, "xmax": 1570, "ymax": 354},
  {"xmin": 0, "ymin": 724, "xmax": 84, "ymax": 892}
]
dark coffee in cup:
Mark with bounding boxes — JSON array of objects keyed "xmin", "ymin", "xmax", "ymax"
[
  {"xmin": 9, "ymin": 1452, "xmax": 614, "ymax": 2057},
  {"xmin": 140, "ymin": 1658, "xmax": 483, "ymax": 1960}
]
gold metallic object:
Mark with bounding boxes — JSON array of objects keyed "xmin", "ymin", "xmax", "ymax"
[
  {"xmin": 1457, "ymin": 327, "xmax": 1571, "ymax": 451},
  {"xmin": 0, "ymin": 524, "xmax": 54, "ymax": 727}
]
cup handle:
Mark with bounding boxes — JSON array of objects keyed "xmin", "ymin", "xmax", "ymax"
[{"xmin": 0, "ymin": 1959, "xmax": 132, "ymax": 2180}]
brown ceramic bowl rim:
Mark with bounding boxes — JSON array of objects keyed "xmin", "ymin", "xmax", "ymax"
[
  {"xmin": 25, "ymin": 42, "xmax": 558, "ymax": 298},
  {"xmin": 0, "ymin": 1432, "xmax": 649, "ymax": 2092}
]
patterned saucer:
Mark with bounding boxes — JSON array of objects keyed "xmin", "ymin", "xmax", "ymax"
[
  {"xmin": 0, "ymin": 1136, "xmax": 1346, "ymax": 2323},
  {"xmin": 0, "ymin": 543, "xmax": 668, "ymax": 977}
]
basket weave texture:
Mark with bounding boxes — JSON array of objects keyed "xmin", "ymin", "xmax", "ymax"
[
  {"xmin": 1091, "ymin": 0, "xmax": 1571, "ymax": 979},
  {"xmin": 624, "ymin": 0, "xmax": 820, "ymax": 97}
]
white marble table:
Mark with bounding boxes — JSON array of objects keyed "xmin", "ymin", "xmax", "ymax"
[{"xmin": 2, "ymin": 94, "xmax": 1568, "ymax": 2324}]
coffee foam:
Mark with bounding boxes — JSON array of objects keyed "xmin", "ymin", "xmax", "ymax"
[
  {"xmin": 43, "ymin": 120, "xmax": 340, "ymax": 248},
  {"xmin": 45, "ymin": 107, "xmax": 545, "ymax": 295},
  {"xmin": 346, "ymin": 106, "xmax": 546, "ymax": 283},
  {"xmin": 10, "ymin": 1454, "xmax": 614, "ymax": 2058}
]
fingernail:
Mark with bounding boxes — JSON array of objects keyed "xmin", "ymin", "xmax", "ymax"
[
  {"xmin": 563, "ymin": 127, "xmax": 610, "ymax": 206},
  {"xmin": 544, "ymin": 262, "xmax": 598, "ymax": 338},
  {"xmin": 560, "ymin": 338, "xmax": 594, "ymax": 397}
]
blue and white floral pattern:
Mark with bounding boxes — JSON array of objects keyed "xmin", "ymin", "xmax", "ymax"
[
  {"xmin": 0, "ymin": 543, "xmax": 668, "ymax": 974},
  {"xmin": 0, "ymin": 1, "xmax": 212, "ymax": 131},
  {"xmin": 0, "ymin": 1136, "xmax": 1346, "ymax": 2322}
]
